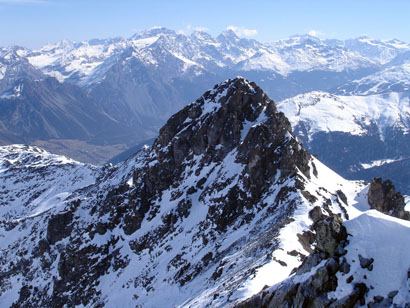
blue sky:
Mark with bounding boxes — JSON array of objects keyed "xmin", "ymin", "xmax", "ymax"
[{"xmin": 1, "ymin": 0, "xmax": 410, "ymax": 48}]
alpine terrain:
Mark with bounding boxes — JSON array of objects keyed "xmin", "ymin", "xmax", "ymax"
[
  {"xmin": 1, "ymin": 28, "xmax": 410, "ymax": 167},
  {"xmin": 1, "ymin": 78, "xmax": 409, "ymax": 307},
  {"xmin": 277, "ymin": 89, "xmax": 410, "ymax": 194}
]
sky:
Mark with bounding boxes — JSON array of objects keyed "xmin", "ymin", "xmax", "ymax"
[{"xmin": 1, "ymin": 0, "xmax": 410, "ymax": 48}]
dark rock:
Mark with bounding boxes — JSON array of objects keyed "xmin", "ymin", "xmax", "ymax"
[
  {"xmin": 358, "ymin": 254, "xmax": 374, "ymax": 269},
  {"xmin": 309, "ymin": 206, "xmax": 326, "ymax": 223},
  {"xmin": 95, "ymin": 222, "xmax": 107, "ymax": 235},
  {"xmin": 314, "ymin": 215, "xmax": 347, "ymax": 256},
  {"xmin": 46, "ymin": 211, "xmax": 74, "ymax": 245},
  {"xmin": 368, "ymin": 177, "xmax": 410, "ymax": 220},
  {"xmin": 340, "ymin": 258, "xmax": 351, "ymax": 274},
  {"xmin": 297, "ymin": 230, "xmax": 315, "ymax": 254},
  {"xmin": 336, "ymin": 246, "xmax": 347, "ymax": 256},
  {"xmin": 235, "ymin": 292, "xmax": 263, "ymax": 308},
  {"xmin": 330, "ymin": 283, "xmax": 368, "ymax": 308},
  {"xmin": 374, "ymin": 296, "xmax": 384, "ymax": 303},
  {"xmin": 302, "ymin": 190, "xmax": 318, "ymax": 203},
  {"xmin": 295, "ymin": 252, "xmax": 322, "ymax": 275},
  {"xmin": 346, "ymin": 275, "xmax": 354, "ymax": 283},
  {"xmin": 326, "ymin": 258, "xmax": 340, "ymax": 275},
  {"xmin": 336, "ymin": 190, "xmax": 348, "ymax": 205},
  {"xmin": 368, "ymin": 296, "xmax": 393, "ymax": 308},
  {"xmin": 187, "ymin": 186, "xmax": 197, "ymax": 195},
  {"xmin": 287, "ymin": 250, "xmax": 299, "ymax": 257},
  {"xmin": 37, "ymin": 239, "xmax": 50, "ymax": 255}
]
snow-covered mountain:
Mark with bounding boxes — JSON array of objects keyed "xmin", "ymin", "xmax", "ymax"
[
  {"xmin": 21, "ymin": 30, "xmax": 410, "ymax": 85},
  {"xmin": 1, "ymin": 27, "xmax": 410, "ymax": 164},
  {"xmin": 0, "ymin": 144, "xmax": 100, "ymax": 222},
  {"xmin": 1, "ymin": 78, "xmax": 409, "ymax": 308},
  {"xmin": 335, "ymin": 54, "xmax": 410, "ymax": 95},
  {"xmin": 237, "ymin": 35, "xmax": 380, "ymax": 75},
  {"xmin": 0, "ymin": 47, "xmax": 44, "ymax": 93},
  {"xmin": 277, "ymin": 91, "xmax": 410, "ymax": 193}
]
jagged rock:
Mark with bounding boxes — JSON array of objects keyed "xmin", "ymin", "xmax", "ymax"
[
  {"xmin": 330, "ymin": 283, "xmax": 368, "ymax": 307},
  {"xmin": 326, "ymin": 258, "xmax": 340, "ymax": 275},
  {"xmin": 368, "ymin": 177, "xmax": 410, "ymax": 220},
  {"xmin": 309, "ymin": 206, "xmax": 327, "ymax": 223},
  {"xmin": 46, "ymin": 211, "xmax": 74, "ymax": 244},
  {"xmin": 367, "ymin": 295, "xmax": 394, "ymax": 308},
  {"xmin": 297, "ymin": 230, "xmax": 315, "ymax": 254},
  {"xmin": 388, "ymin": 290, "xmax": 398, "ymax": 298},
  {"xmin": 340, "ymin": 258, "xmax": 351, "ymax": 274},
  {"xmin": 358, "ymin": 254, "xmax": 374, "ymax": 270},
  {"xmin": 314, "ymin": 215, "xmax": 347, "ymax": 256},
  {"xmin": 235, "ymin": 213, "xmax": 354, "ymax": 308}
]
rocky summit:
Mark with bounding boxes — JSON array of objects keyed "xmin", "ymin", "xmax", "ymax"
[{"xmin": 0, "ymin": 78, "xmax": 409, "ymax": 307}]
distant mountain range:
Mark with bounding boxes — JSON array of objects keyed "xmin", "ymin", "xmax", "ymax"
[
  {"xmin": 1, "ymin": 27, "xmax": 410, "ymax": 194},
  {"xmin": 1, "ymin": 27, "xmax": 410, "ymax": 164},
  {"xmin": 278, "ymin": 91, "xmax": 410, "ymax": 193}
]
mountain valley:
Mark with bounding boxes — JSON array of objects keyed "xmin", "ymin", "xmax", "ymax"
[{"xmin": 2, "ymin": 28, "xmax": 410, "ymax": 169}]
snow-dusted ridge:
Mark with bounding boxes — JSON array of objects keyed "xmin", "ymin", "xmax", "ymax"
[
  {"xmin": 329, "ymin": 210, "xmax": 410, "ymax": 306},
  {"xmin": 277, "ymin": 90, "xmax": 410, "ymax": 140},
  {"xmin": 0, "ymin": 145, "xmax": 100, "ymax": 222},
  {"xmin": 336, "ymin": 62, "xmax": 410, "ymax": 95},
  {"xmin": 0, "ymin": 78, "xmax": 409, "ymax": 307},
  {"xmin": 2, "ymin": 28, "xmax": 409, "ymax": 86},
  {"xmin": 2, "ymin": 27, "xmax": 410, "ymax": 166}
]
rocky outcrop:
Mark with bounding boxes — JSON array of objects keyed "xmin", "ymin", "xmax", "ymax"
[
  {"xmin": 46, "ymin": 211, "xmax": 74, "ymax": 244},
  {"xmin": 368, "ymin": 177, "xmax": 410, "ymax": 220},
  {"xmin": 108, "ymin": 77, "xmax": 313, "ymax": 235},
  {"xmin": 234, "ymin": 212, "xmax": 369, "ymax": 308},
  {"xmin": 235, "ymin": 191, "xmax": 410, "ymax": 308}
]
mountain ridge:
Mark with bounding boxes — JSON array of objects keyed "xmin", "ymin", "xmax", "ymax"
[
  {"xmin": 1, "ymin": 78, "xmax": 409, "ymax": 307},
  {"xmin": 1, "ymin": 27, "xmax": 410, "ymax": 166},
  {"xmin": 277, "ymin": 90, "xmax": 410, "ymax": 194}
]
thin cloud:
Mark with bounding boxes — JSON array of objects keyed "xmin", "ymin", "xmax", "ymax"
[
  {"xmin": 178, "ymin": 25, "xmax": 209, "ymax": 35},
  {"xmin": 227, "ymin": 26, "xmax": 257, "ymax": 37},
  {"xmin": 307, "ymin": 29, "xmax": 324, "ymax": 37},
  {"xmin": 194, "ymin": 26, "xmax": 209, "ymax": 32}
]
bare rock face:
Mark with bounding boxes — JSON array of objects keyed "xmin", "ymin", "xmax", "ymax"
[
  {"xmin": 116, "ymin": 77, "xmax": 312, "ymax": 234},
  {"xmin": 314, "ymin": 215, "xmax": 347, "ymax": 256},
  {"xmin": 46, "ymin": 211, "xmax": 74, "ymax": 245},
  {"xmin": 368, "ymin": 177, "xmax": 410, "ymax": 220}
]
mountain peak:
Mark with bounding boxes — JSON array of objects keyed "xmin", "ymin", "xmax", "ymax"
[
  {"xmin": 131, "ymin": 26, "xmax": 176, "ymax": 39},
  {"xmin": 147, "ymin": 77, "xmax": 312, "ymax": 210},
  {"xmin": 154, "ymin": 76, "xmax": 270, "ymax": 153},
  {"xmin": 217, "ymin": 29, "xmax": 240, "ymax": 42}
]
